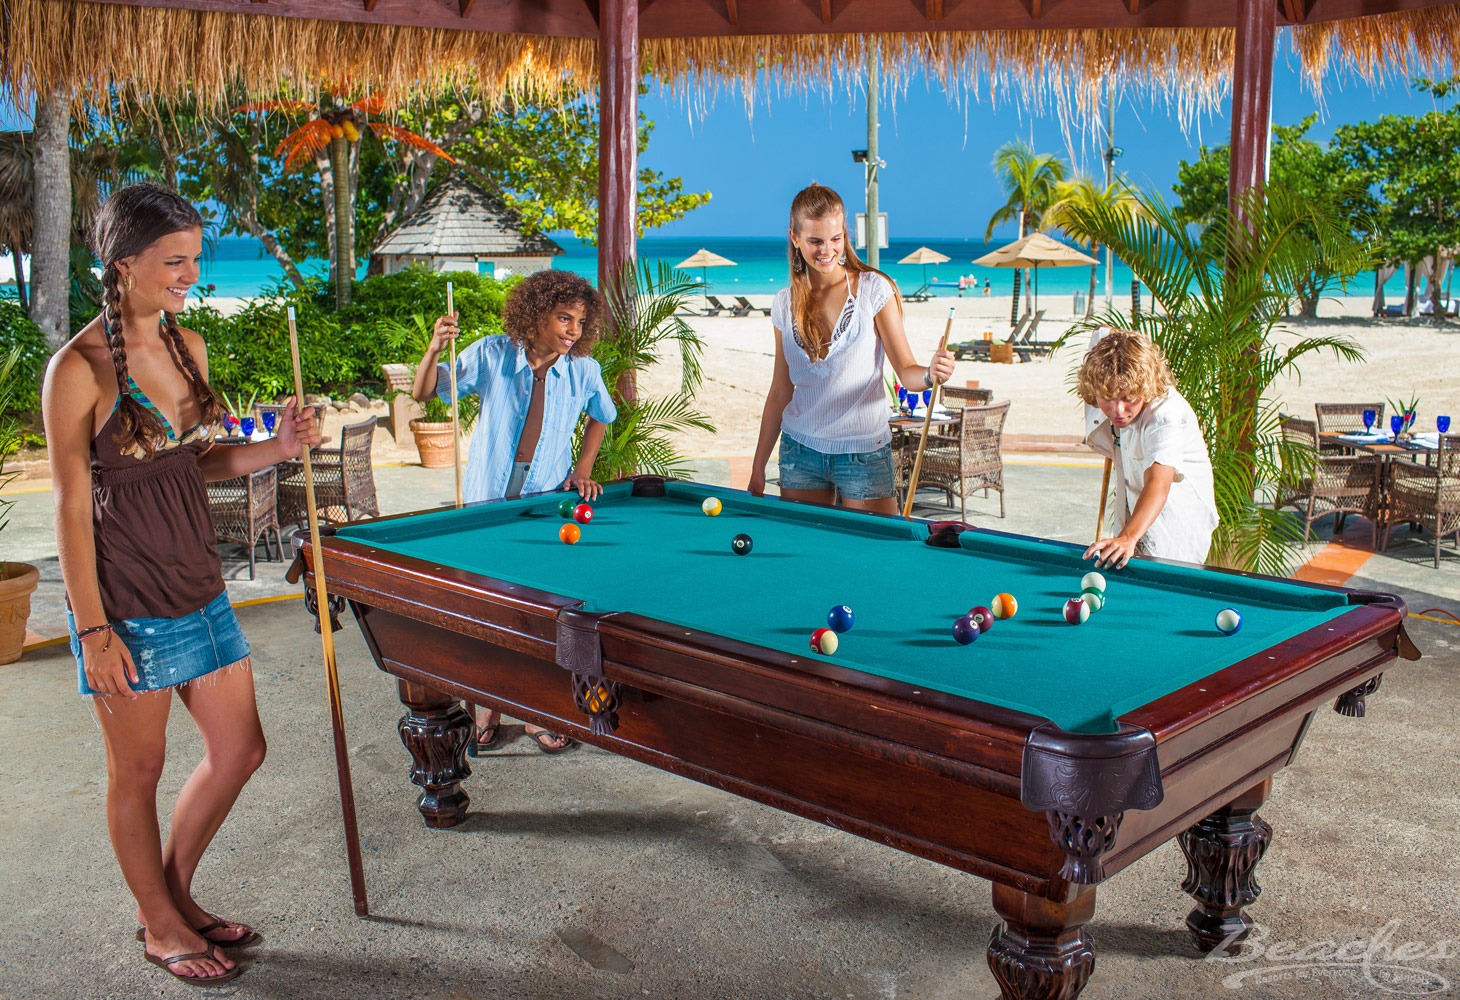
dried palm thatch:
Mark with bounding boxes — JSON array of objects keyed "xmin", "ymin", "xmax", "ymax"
[{"xmin": 1, "ymin": 0, "xmax": 1456, "ymax": 121}]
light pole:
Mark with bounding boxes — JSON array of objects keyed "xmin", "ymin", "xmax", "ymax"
[
  {"xmin": 1102, "ymin": 80, "xmax": 1123, "ymax": 308},
  {"xmin": 865, "ymin": 47, "xmax": 881, "ymax": 269}
]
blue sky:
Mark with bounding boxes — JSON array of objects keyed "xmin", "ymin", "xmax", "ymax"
[{"xmin": 3, "ymin": 41, "xmax": 1448, "ymax": 242}]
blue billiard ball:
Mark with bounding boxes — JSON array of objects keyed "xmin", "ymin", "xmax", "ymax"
[
  {"xmin": 827, "ymin": 605, "xmax": 855, "ymax": 633},
  {"xmin": 952, "ymin": 615, "xmax": 981, "ymax": 645},
  {"xmin": 1215, "ymin": 608, "xmax": 1243, "ymax": 635}
]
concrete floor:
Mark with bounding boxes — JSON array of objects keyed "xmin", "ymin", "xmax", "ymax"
[{"xmin": 2, "ymin": 456, "xmax": 1458, "ymax": 999}]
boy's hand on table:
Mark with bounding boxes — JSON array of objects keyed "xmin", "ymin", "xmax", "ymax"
[
  {"xmin": 1084, "ymin": 534, "xmax": 1138, "ymax": 570},
  {"xmin": 564, "ymin": 475, "xmax": 603, "ymax": 500}
]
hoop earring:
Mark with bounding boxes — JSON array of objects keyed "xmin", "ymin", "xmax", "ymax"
[
  {"xmin": 837, "ymin": 253, "xmax": 847, "ymax": 266},
  {"xmin": 123, "ymin": 273, "xmax": 136, "ymax": 292}
]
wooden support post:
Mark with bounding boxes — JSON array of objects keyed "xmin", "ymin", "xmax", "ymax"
[
  {"xmin": 1227, "ymin": 0, "xmax": 1276, "ymax": 212},
  {"xmin": 598, "ymin": 0, "xmax": 639, "ymax": 405}
]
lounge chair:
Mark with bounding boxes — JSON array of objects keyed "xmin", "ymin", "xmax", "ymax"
[
  {"xmin": 1011, "ymin": 310, "xmax": 1057, "ymax": 362},
  {"xmin": 905, "ymin": 284, "xmax": 933, "ymax": 303},
  {"xmin": 951, "ymin": 310, "xmax": 1046, "ymax": 362},
  {"xmin": 734, "ymin": 295, "xmax": 771, "ymax": 317},
  {"xmin": 705, "ymin": 295, "xmax": 750, "ymax": 317}
]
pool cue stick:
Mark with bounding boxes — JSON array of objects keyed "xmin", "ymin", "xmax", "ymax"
[
  {"xmin": 900, "ymin": 307, "xmax": 956, "ymax": 518},
  {"xmin": 287, "ymin": 306, "xmax": 369, "ymax": 917},
  {"xmin": 446, "ymin": 281, "xmax": 462, "ymax": 509},
  {"xmin": 1095, "ymin": 456, "xmax": 1112, "ymax": 542}
]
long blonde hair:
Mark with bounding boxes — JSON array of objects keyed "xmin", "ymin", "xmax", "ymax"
[{"xmin": 786, "ymin": 183, "xmax": 902, "ymax": 360}]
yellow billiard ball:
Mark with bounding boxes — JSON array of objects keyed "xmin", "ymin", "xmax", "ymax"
[{"xmin": 702, "ymin": 496, "xmax": 723, "ymax": 517}]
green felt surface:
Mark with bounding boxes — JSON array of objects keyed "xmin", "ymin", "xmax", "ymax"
[{"xmin": 338, "ymin": 481, "xmax": 1357, "ymax": 734}]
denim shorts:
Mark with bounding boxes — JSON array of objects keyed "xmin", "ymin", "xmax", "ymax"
[
  {"xmin": 777, "ymin": 433, "xmax": 896, "ymax": 500},
  {"xmin": 70, "ymin": 590, "xmax": 251, "ymax": 696}
]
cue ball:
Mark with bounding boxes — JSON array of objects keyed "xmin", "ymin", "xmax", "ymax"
[
  {"xmin": 1079, "ymin": 588, "xmax": 1105, "ymax": 613},
  {"xmin": 1081, "ymin": 571, "xmax": 1107, "ymax": 593},
  {"xmin": 1215, "ymin": 608, "xmax": 1243, "ymax": 635},
  {"xmin": 1063, "ymin": 598, "xmax": 1090, "ymax": 625},
  {"xmin": 558, "ymin": 523, "xmax": 581, "ymax": 544},
  {"xmin": 991, "ymin": 593, "xmax": 1018, "ymax": 619},
  {"xmin": 557, "ymin": 498, "xmax": 577, "ymax": 518},
  {"xmin": 573, "ymin": 503, "xmax": 594, "ymax": 524},
  {"xmin": 952, "ymin": 615, "xmax": 981, "ymax": 645},
  {"xmin": 731, "ymin": 533, "xmax": 754, "ymax": 555},
  {"xmin": 702, "ymin": 496, "xmax": 723, "ymax": 516},
  {"xmin": 967, "ymin": 605, "xmax": 994, "ymax": 632},
  {"xmin": 809, "ymin": 628, "xmax": 839, "ymax": 655},
  {"xmin": 827, "ymin": 605, "xmax": 855, "ymax": 632}
]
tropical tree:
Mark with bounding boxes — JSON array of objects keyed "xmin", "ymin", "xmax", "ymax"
[
  {"xmin": 985, "ymin": 141, "xmax": 1067, "ymax": 240},
  {"xmin": 1044, "ymin": 176, "xmax": 1139, "ymax": 317},
  {"xmin": 588, "ymin": 261, "xmax": 714, "ymax": 480},
  {"xmin": 1057, "ymin": 186, "xmax": 1376, "ymax": 575},
  {"xmin": 1173, "ymin": 115, "xmax": 1372, "ymax": 318},
  {"xmin": 234, "ymin": 91, "xmax": 456, "ymax": 309}
]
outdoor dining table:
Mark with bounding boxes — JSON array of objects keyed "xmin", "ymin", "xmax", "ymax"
[
  {"xmin": 890, "ymin": 410, "xmax": 961, "ymax": 498},
  {"xmin": 1319, "ymin": 430, "xmax": 1440, "ymax": 530}
]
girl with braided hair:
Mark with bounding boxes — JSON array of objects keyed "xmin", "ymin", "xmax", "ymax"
[{"xmin": 42, "ymin": 183, "xmax": 321, "ymax": 986}]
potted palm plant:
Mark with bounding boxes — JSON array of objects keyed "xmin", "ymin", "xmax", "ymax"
[
  {"xmin": 382, "ymin": 312, "xmax": 480, "ymax": 468},
  {"xmin": 0, "ymin": 347, "xmax": 39, "ymax": 664}
]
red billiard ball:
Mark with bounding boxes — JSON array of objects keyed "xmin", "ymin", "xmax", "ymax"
[
  {"xmin": 1062, "ymin": 597, "xmax": 1090, "ymax": 625},
  {"xmin": 573, "ymin": 503, "xmax": 594, "ymax": 524},
  {"xmin": 809, "ymin": 628, "xmax": 839, "ymax": 655},
  {"xmin": 559, "ymin": 523, "xmax": 582, "ymax": 544},
  {"xmin": 967, "ymin": 605, "xmax": 994, "ymax": 632}
]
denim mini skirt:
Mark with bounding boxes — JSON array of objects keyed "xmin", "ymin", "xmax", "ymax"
[
  {"xmin": 777, "ymin": 433, "xmax": 897, "ymax": 500},
  {"xmin": 70, "ymin": 590, "xmax": 251, "ymax": 696}
]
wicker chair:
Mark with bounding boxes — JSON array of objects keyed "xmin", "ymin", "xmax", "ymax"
[
  {"xmin": 254, "ymin": 401, "xmax": 328, "ymax": 438},
  {"xmin": 1273, "ymin": 415, "xmax": 1382, "ymax": 546},
  {"xmin": 277, "ymin": 416, "xmax": 380, "ymax": 527},
  {"xmin": 1314, "ymin": 402, "xmax": 1385, "ymax": 454},
  {"xmin": 206, "ymin": 465, "xmax": 282, "ymax": 581},
  {"xmin": 1382, "ymin": 433, "xmax": 1460, "ymax": 567},
  {"xmin": 915, "ymin": 400, "xmax": 1010, "ymax": 519},
  {"xmin": 940, "ymin": 386, "xmax": 994, "ymax": 410}
]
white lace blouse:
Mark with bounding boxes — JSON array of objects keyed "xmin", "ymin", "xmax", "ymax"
[{"xmin": 771, "ymin": 270, "xmax": 895, "ymax": 454}]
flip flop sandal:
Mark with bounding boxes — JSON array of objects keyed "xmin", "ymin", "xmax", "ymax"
[
  {"xmin": 143, "ymin": 946, "xmax": 243, "ymax": 987},
  {"xmin": 529, "ymin": 729, "xmax": 579, "ymax": 755},
  {"xmin": 136, "ymin": 918, "xmax": 263, "ymax": 948},
  {"xmin": 466, "ymin": 723, "xmax": 503, "ymax": 757}
]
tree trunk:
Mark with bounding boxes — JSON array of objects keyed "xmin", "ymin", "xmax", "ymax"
[
  {"xmin": 1430, "ymin": 247, "xmax": 1446, "ymax": 322},
  {"xmin": 1403, "ymin": 263, "xmax": 1417, "ymax": 317},
  {"xmin": 31, "ymin": 88, "xmax": 72, "ymax": 349},
  {"xmin": 254, "ymin": 226, "xmax": 307, "ymax": 287},
  {"xmin": 328, "ymin": 136, "xmax": 352, "ymax": 309},
  {"xmin": 1086, "ymin": 257, "xmax": 1098, "ymax": 318},
  {"xmin": 12, "ymin": 250, "xmax": 27, "ymax": 312}
]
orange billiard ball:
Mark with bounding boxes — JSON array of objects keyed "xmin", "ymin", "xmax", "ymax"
[
  {"xmin": 559, "ymin": 522, "xmax": 582, "ymax": 544},
  {"xmin": 991, "ymin": 593, "xmax": 1018, "ymax": 619}
]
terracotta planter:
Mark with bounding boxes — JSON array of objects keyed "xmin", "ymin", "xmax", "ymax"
[
  {"xmin": 0, "ymin": 561, "xmax": 39, "ymax": 665},
  {"xmin": 410, "ymin": 419, "xmax": 457, "ymax": 469}
]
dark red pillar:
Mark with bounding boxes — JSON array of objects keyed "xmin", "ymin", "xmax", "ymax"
[
  {"xmin": 597, "ymin": 0, "xmax": 638, "ymax": 294},
  {"xmin": 1227, "ymin": 0, "xmax": 1276, "ymax": 212}
]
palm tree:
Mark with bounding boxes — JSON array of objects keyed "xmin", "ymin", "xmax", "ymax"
[
  {"xmin": 234, "ymin": 91, "xmax": 454, "ymax": 309},
  {"xmin": 985, "ymin": 141, "xmax": 1067, "ymax": 240},
  {"xmin": 1057, "ymin": 186, "xmax": 1376, "ymax": 575},
  {"xmin": 1044, "ymin": 177, "xmax": 1139, "ymax": 317}
]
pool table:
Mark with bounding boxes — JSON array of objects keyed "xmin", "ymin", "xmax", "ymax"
[{"xmin": 296, "ymin": 476, "xmax": 1418, "ymax": 1000}]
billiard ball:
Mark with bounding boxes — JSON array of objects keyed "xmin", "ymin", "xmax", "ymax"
[
  {"xmin": 557, "ymin": 497, "xmax": 577, "ymax": 518},
  {"xmin": 1079, "ymin": 587, "xmax": 1105, "ymax": 613},
  {"xmin": 809, "ymin": 627, "xmax": 839, "ymax": 655},
  {"xmin": 952, "ymin": 615, "xmax": 981, "ymax": 645},
  {"xmin": 1063, "ymin": 598, "xmax": 1090, "ymax": 625},
  {"xmin": 702, "ymin": 496, "xmax": 723, "ymax": 516},
  {"xmin": 991, "ymin": 593, "xmax": 1018, "ymax": 619},
  {"xmin": 573, "ymin": 503, "xmax": 594, "ymax": 524},
  {"xmin": 1215, "ymin": 608, "xmax": 1243, "ymax": 635},
  {"xmin": 966, "ymin": 605, "xmax": 994, "ymax": 632},
  {"xmin": 827, "ymin": 605, "xmax": 855, "ymax": 632},
  {"xmin": 558, "ymin": 523, "xmax": 581, "ymax": 544},
  {"xmin": 1081, "ymin": 571, "xmax": 1107, "ymax": 593},
  {"xmin": 731, "ymin": 533, "xmax": 754, "ymax": 555}
]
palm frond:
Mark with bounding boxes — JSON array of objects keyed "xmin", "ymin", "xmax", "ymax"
[{"xmin": 368, "ymin": 121, "xmax": 457, "ymax": 163}]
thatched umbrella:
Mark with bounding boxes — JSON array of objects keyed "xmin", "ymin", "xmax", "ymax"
[
  {"xmin": 974, "ymin": 232, "xmax": 1096, "ymax": 314},
  {"xmin": 674, "ymin": 248, "xmax": 737, "ymax": 304},
  {"xmin": 898, "ymin": 246, "xmax": 951, "ymax": 289}
]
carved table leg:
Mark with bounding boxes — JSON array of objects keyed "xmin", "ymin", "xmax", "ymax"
[
  {"xmin": 396, "ymin": 679, "xmax": 471, "ymax": 828},
  {"xmin": 987, "ymin": 883, "xmax": 1097, "ymax": 1000},
  {"xmin": 1179, "ymin": 777, "xmax": 1273, "ymax": 954}
]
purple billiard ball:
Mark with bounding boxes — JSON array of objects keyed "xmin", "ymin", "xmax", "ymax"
[{"xmin": 952, "ymin": 615, "xmax": 981, "ymax": 645}]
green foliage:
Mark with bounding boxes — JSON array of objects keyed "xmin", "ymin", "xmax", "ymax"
[
  {"xmin": 585, "ymin": 261, "xmax": 714, "ymax": 481},
  {"xmin": 1057, "ymin": 186, "xmax": 1376, "ymax": 575},
  {"xmin": 376, "ymin": 308, "xmax": 482, "ymax": 430},
  {"xmin": 986, "ymin": 141, "xmax": 1068, "ymax": 240},
  {"xmin": 0, "ymin": 299, "xmax": 50, "ymax": 430},
  {"xmin": 0, "ymin": 346, "xmax": 23, "ymax": 534}
]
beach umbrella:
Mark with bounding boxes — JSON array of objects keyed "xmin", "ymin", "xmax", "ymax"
[
  {"xmin": 898, "ymin": 245, "xmax": 951, "ymax": 289},
  {"xmin": 973, "ymin": 232, "xmax": 1097, "ymax": 314},
  {"xmin": 675, "ymin": 248, "xmax": 737, "ymax": 302}
]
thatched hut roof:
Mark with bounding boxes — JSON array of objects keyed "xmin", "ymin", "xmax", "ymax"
[
  {"xmin": 1, "ymin": 0, "xmax": 1456, "ymax": 119},
  {"xmin": 373, "ymin": 175, "xmax": 563, "ymax": 260}
]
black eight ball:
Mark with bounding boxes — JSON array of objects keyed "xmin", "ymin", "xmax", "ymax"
[{"xmin": 731, "ymin": 533, "xmax": 753, "ymax": 556}]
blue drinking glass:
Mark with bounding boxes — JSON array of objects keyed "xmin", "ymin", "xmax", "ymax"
[
  {"xmin": 1362, "ymin": 408, "xmax": 1376, "ymax": 432},
  {"xmin": 1406, "ymin": 409, "xmax": 1417, "ymax": 432},
  {"xmin": 896, "ymin": 385, "xmax": 908, "ymax": 404},
  {"xmin": 1438, "ymin": 415, "xmax": 1451, "ymax": 434},
  {"xmin": 1389, "ymin": 414, "xmax": 1404, "ymax": 442},
  {"xmin": 906, "ymin": 395, "xmax": 919, "ymax": 417},
  {"xmin": 239, "ymin": 416, "xmax": 255, "ymax": 439},
  {"xmin": 261, "ymin": 410, "xmax": 277, "ymax": 436},
  {"xmin": 921, "ymin": 389, "xmax": 933, "ymax": 409}
]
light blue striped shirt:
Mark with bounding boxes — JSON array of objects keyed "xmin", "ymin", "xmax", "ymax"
[{"xmin": 435, "ymin": 334, "xmax": 617, "ymax": 502}]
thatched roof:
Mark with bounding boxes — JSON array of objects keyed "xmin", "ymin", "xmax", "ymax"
[
  {"xmin": 373, "ymin": 175, "xmax": 563, "ymax": 260},
  {"xmin": 2, "ymin": 0, "xmax": 1457, "ymax": 119}
]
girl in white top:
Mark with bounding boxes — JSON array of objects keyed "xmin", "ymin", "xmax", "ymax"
[
  {"xmin": 1078, "ymin": 328, "xmax": 1219, "ymax": 567},
  {"xmin": 749, "ymin": 184, "xmax": 956, "ymax": 515}
]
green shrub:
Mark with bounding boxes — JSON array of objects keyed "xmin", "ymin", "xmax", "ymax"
[{"xmin": 0, "ymin": 300, "xmax": 50, "ymax": 430}]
